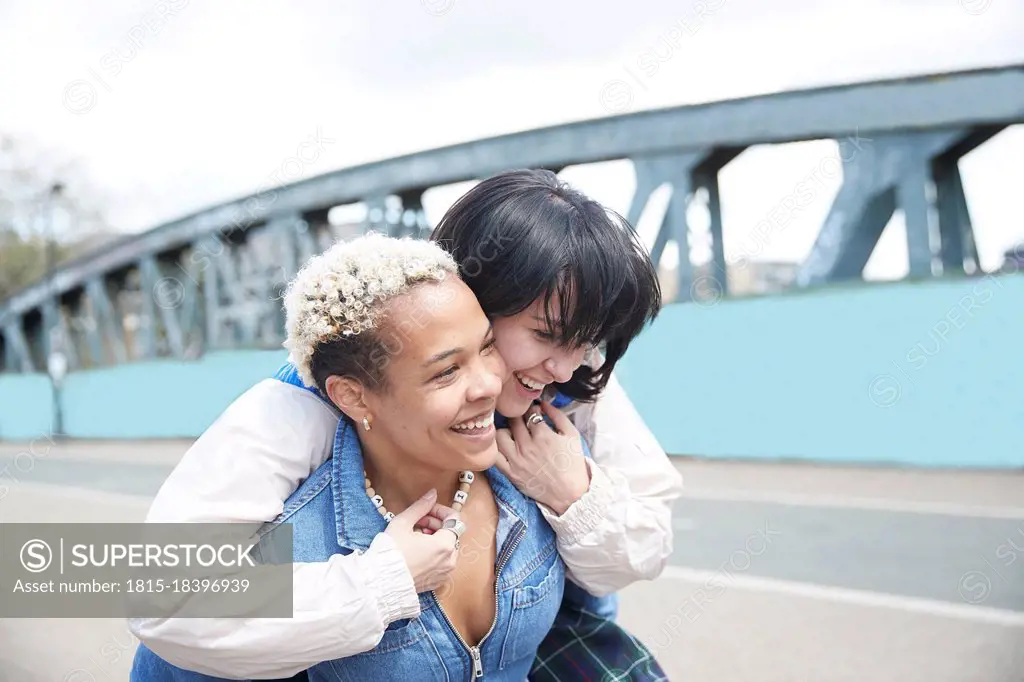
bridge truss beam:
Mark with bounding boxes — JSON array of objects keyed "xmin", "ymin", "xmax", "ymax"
[{"xmin": 1, "ymin": 66, "xmax": 1022, "ymax": 373}]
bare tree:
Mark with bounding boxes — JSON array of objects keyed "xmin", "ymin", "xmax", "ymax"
[{"xmin": 0, "ymin": 134, "xmax": 113, "ymax": 300}]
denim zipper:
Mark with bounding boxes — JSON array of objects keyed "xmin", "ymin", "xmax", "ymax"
[{"xmin": 432, "ymin": 520, "xmax": 526, "ymax": 679}]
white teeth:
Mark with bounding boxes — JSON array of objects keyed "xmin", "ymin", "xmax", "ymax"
[
  {"xmin": 453, "ymin": 414, "xmax": 494, "ymax": 431},
  {"xmin": 516, "ymin": 372, "xmax": 545, "ymax": 391}
]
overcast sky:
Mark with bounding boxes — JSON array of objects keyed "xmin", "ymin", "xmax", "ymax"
[{"xmin": 1, "ymin": 0, "xmax": 1022, "ymax": 278}]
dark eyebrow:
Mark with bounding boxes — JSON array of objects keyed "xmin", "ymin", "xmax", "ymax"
[
  {"xmin": 423, "ymin": 348, "xmax": 460, "ymax": 367},
  {"xmin": 423, "ymin": 323, "xmax": 495, "ymax": 368}
]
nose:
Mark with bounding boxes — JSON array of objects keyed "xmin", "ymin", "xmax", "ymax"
[
  {"xmin": 466, "ymin": 353, "xmax": 506, "ymax": 402},
  {"xmin": 543, "ymin": 346, "xmax": 587, "ymax": 383}
]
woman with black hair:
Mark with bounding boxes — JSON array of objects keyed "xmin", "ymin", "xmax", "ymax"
[{"xmin": 129, "ymin": 169, "xmax": 682, "ymax": 680}]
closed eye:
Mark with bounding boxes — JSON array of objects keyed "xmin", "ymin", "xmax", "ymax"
[{"xmin": 431, "ymin": 365, "xmax": 458, "ymax": 382}]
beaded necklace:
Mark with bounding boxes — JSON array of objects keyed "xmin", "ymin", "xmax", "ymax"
[{"xmin": 364, "ymin": 469, "xmax": 475, "ymax": 524}]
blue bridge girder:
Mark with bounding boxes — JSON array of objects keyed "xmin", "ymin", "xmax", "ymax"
[
  {"xmin": 2, "ymin": 65, "xmax": 1023, "ymax": 374},
  {"xmin": 793, "ymin": 127, "xmax": 997, "ymax": 286}
]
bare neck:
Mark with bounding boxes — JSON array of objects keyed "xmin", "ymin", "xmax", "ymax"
[{"xmin": 360, "ymin": 437, "xmax": 463, "ymax": 514}]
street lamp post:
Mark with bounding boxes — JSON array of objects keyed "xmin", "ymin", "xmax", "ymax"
[{"xmin": 45, "ymin": 182, "xmax": 67, "ymax": 438}]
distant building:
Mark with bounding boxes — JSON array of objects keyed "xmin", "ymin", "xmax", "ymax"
[
  {"xmin": 657, "ymin": 259, "xmax": 799, "ymax": 302},
  {"xmin": 727, "ymin": 259, "xmax": 799, "ymax": 296}
]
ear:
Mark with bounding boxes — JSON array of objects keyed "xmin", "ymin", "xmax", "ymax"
[{"xmin": 325, "ymin": 375, "xmax": 370, "ymax": 422}]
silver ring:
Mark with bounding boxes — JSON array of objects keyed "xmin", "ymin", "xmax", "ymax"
[
  {"xmin": 441, "ymin": 518, "xmax": 467, "ymax": 539},
  {"xmin": 526, "ymin": 412, "xmax": 544, "ymax": 428}
]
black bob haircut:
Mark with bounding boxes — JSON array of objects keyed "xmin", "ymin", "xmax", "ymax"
[{"xmin": 431, "ymin": 168, "xmax": 662, "ymax": 402}]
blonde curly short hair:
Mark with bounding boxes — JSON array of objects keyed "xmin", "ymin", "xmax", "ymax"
[{"xmin": 282, "ymin": 233, "xmax": 459, "ymax": 389}]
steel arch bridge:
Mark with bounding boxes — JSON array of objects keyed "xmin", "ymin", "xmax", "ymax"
[{"xmin": 2, "ymin": 65, "xmax": 1023, "ymax": 376}]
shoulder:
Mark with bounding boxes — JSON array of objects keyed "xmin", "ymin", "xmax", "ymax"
[
  {"xmin": 233, "ymin": 378, "xmax": 338, "ymax": 418},
  {"xmin": 216, "ymin": 379, "xmax": 340, "ymax": 437}
]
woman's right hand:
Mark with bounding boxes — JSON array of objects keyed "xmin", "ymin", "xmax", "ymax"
[{"xmin": 384, "ymin": 488, "xmax": 461, "ymax": 593}]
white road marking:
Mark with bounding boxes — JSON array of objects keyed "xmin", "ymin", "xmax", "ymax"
[
  {"xmin": 680, "ymin": 487, "xmax": 1024, "ymax": 519},
  {"xmin": 660, "ymin": 566, "xmax": 1024, "ymax": 627}
]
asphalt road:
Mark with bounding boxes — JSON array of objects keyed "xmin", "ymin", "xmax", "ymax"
[
  {"xmin": 4, "ymin": 451, "xmax": 1022, "ymax": 613},
  {"xmin": 1, "ymin": 445, "xmax": 1023, "ymax": 681},
  {"xmin": 670, "ymin": 498, "xmax": 1024, "ymax": 612},
  {"xmin": 0, "ymin": 453, "xmax": 172, "ymax": 497}
]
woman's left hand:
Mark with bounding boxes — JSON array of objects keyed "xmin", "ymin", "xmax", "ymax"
[{"xmin": 495, "ymin": 400, "xmax": 591, "ymax": 515}]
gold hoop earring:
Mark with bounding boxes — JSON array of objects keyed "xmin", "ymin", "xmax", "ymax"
[{"xmin": 362, "ymin": 415, "xmax": 372, "ymax": 432}]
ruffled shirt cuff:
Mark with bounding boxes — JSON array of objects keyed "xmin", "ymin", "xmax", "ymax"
[
  {"xmin": 363, "ymin": 533, "xmax": 421, "ymax": 624},
  {"xmin": 537, "ymin": 459, "xmax": 618, "ymax": 546}
]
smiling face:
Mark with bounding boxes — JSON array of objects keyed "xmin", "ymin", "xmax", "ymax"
[
  {"xmin": 429, "ymin": 170, "xmax": 662, "ymax": 411},
  {"xmin": 490, "ymin": 291, "xmax": 591, "ymax": 418},
  {"xmin": 356, "ymin": 277, "xmax": 508, "ymax": 472}
]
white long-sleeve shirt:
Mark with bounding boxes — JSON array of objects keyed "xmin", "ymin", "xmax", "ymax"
[{"xmin": 128, "ymin": 371, "xmax": 683, "ymax": 679}]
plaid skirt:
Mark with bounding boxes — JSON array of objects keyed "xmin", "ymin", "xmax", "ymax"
[{"xmin": 529, "ymin": 582, "xmax": 670, "ymax": 681}]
